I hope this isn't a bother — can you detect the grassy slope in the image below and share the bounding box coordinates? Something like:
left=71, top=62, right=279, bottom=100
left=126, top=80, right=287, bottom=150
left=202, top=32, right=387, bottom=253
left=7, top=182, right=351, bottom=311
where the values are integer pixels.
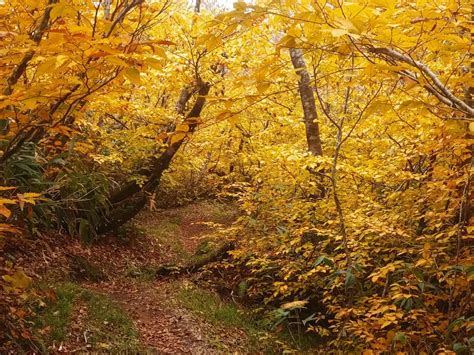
left=32, top=282, right=141, bottom=353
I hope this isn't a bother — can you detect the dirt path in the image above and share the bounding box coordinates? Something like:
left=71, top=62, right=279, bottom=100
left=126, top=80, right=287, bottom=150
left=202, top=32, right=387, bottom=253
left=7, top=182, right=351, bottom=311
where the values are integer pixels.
left=86, top=280, right=209, bottom=353
left=83, top=201, right=251, bottom=353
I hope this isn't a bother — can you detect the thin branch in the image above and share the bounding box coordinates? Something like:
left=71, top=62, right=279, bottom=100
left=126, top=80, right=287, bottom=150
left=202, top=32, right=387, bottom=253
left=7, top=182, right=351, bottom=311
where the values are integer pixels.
left=104, top=0, right=144, bottom=38
left=3, top=0, right=58, bottom=95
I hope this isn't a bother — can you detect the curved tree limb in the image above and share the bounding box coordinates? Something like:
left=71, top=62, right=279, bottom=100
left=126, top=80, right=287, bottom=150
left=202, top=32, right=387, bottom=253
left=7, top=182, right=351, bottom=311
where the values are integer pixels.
left=366, top=46, right=474, bottom=118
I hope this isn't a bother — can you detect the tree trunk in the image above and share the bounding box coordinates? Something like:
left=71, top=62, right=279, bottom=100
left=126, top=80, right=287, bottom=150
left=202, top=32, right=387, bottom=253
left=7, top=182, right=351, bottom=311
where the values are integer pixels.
left=103, top=0, right=112, bottom=20
left=194, top=0, right=201, bottom=13
left=154, top=242, right=235, bottom=276
left=96, top=81, right=211, bottom=234
left=465, top=6, right=473, bottom=222
left=289, top=48, right=323, bottom=156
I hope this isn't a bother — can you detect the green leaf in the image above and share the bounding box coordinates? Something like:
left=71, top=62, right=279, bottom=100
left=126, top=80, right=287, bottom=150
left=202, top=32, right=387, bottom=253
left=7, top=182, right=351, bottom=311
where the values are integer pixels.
left=344, top=269, right=355, bottom=289
left=392, top=332, right=407, bottom=345
left=301, top=313, right=316, bottom=325
left=313, top=255, right=334, bottom=268
left=453, top=342, right=468, bottom=354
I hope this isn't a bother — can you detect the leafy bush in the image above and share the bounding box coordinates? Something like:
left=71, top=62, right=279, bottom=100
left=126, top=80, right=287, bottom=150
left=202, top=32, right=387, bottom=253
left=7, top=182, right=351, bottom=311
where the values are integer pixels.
left=214, top=131, right=473, bottom=352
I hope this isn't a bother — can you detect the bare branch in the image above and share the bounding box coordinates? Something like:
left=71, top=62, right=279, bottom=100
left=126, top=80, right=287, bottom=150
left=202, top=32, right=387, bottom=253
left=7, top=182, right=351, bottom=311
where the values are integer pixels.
left=105, top=0, right=144, bottom=38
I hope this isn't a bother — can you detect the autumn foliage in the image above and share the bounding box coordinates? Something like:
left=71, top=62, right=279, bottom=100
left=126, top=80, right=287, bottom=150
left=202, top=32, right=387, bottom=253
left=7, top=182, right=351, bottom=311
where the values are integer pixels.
left=0, top=0, right=472, bottom=352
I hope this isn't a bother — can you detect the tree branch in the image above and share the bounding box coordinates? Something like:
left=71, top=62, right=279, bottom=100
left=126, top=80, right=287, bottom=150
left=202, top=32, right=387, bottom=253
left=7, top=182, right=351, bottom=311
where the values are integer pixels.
left=366, top=46, right=474, bottom=117
left=3, top=0, right=58, bottom=95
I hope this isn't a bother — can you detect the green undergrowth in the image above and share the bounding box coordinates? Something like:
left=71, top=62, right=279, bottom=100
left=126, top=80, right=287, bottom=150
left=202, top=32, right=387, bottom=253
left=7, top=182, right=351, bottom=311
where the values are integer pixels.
left=136, top=200, right=237, bottom=263
left=31, top=282, right=141, bottom=353
left=139, top=215, right=187, bottom=262
left=175, top=282, right=265, bottom=349
left=123, top=240, right=227, bottom=282
left=177, top=284, right=255, bottom=329
left=123, top=264, right=160, bottom=281
left=175, top=282, right=322, bottom=353
left=191, top=200, right=238, bottom=224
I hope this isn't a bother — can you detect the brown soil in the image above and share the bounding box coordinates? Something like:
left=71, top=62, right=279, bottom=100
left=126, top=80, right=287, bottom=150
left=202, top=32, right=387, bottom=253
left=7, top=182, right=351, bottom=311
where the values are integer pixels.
left=85, top=279, right=250, bottom=354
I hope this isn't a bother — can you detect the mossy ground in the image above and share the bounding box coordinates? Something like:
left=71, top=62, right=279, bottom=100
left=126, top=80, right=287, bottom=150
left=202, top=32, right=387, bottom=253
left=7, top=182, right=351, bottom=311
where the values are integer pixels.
left=32, top=282, right=142, bottom=353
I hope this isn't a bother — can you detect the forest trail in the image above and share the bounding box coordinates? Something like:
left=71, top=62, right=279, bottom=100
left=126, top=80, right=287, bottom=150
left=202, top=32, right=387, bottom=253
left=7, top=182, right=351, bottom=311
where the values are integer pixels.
left=89, top=281, right=214, bottom=353
left=81, top=201, right=250, bottom=353
left=21, top=201, right=257, bottom=353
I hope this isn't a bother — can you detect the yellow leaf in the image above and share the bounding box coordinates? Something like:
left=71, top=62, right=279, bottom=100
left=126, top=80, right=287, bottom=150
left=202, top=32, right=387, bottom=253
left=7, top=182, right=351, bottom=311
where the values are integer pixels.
left=154, top=46, right=167, bottom=59
left=17, top=193, right=38, bottom=205
left=233, top=1, right=247, bottom=10
left=124, top=68, right=142, bottom=85
left=278, top=35, right=296, bottom=48
left=195, top=34, right=210, bottom=46
left=145, top=57, right=164, bottom=70
left=36, top=57, right=58, bottom=76
left=22, top=98, right=40, bottom=110
left=256, top=82, right=270, bottom=93
left=334, top=17, right=360, bottom=34
left=175, top=124, right=190, bottom=132
left=223, top=23, right=238, bottom=36
left=170, top=132, right=187, bottom=144
left=336, top=44, right=352, bottom=54
left=22, top=193, right=42, bottom=199
left=330, top=28, right=349, bottom=37
left=3, top=270, right=32, bottom=289
left=281, top=300, right=308, bottom=310
left=216, top=111, right=233, bottom=121
left=205, top=35, right=222, bottom=52
left=0, top=223, right=21, bottom=234
left=104, top=56, right=129, bottom=67
left=50, top=3, right=75, bottom=20
left=184, top=117, right=202, bottom=124
left=0, top=187, right=16, bottom=191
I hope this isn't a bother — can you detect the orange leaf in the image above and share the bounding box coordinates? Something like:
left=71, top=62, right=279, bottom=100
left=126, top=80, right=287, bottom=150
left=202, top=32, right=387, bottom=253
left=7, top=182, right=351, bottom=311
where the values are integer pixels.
left=0, top=205, right=11, bottom=218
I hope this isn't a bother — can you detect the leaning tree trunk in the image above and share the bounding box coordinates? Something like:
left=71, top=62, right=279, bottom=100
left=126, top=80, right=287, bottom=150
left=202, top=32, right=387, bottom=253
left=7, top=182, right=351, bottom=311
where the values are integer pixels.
left=96, top=81, right=211, bottom=234
left=289, top=48, right=323, bottom=156
left=96, top=0, right=209, bottom=234
left=154, top=241, right=235, bottom=276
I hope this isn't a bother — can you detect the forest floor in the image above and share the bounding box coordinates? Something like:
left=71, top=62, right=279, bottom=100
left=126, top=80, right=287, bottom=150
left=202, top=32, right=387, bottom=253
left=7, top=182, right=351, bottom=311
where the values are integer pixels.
left=17, top=201, right=272, bottom=353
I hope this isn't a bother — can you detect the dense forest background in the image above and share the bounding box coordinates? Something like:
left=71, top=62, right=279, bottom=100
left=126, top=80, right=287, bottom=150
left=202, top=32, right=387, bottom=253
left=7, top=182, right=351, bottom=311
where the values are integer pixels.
left=0, top=0, right=472, bottom=353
